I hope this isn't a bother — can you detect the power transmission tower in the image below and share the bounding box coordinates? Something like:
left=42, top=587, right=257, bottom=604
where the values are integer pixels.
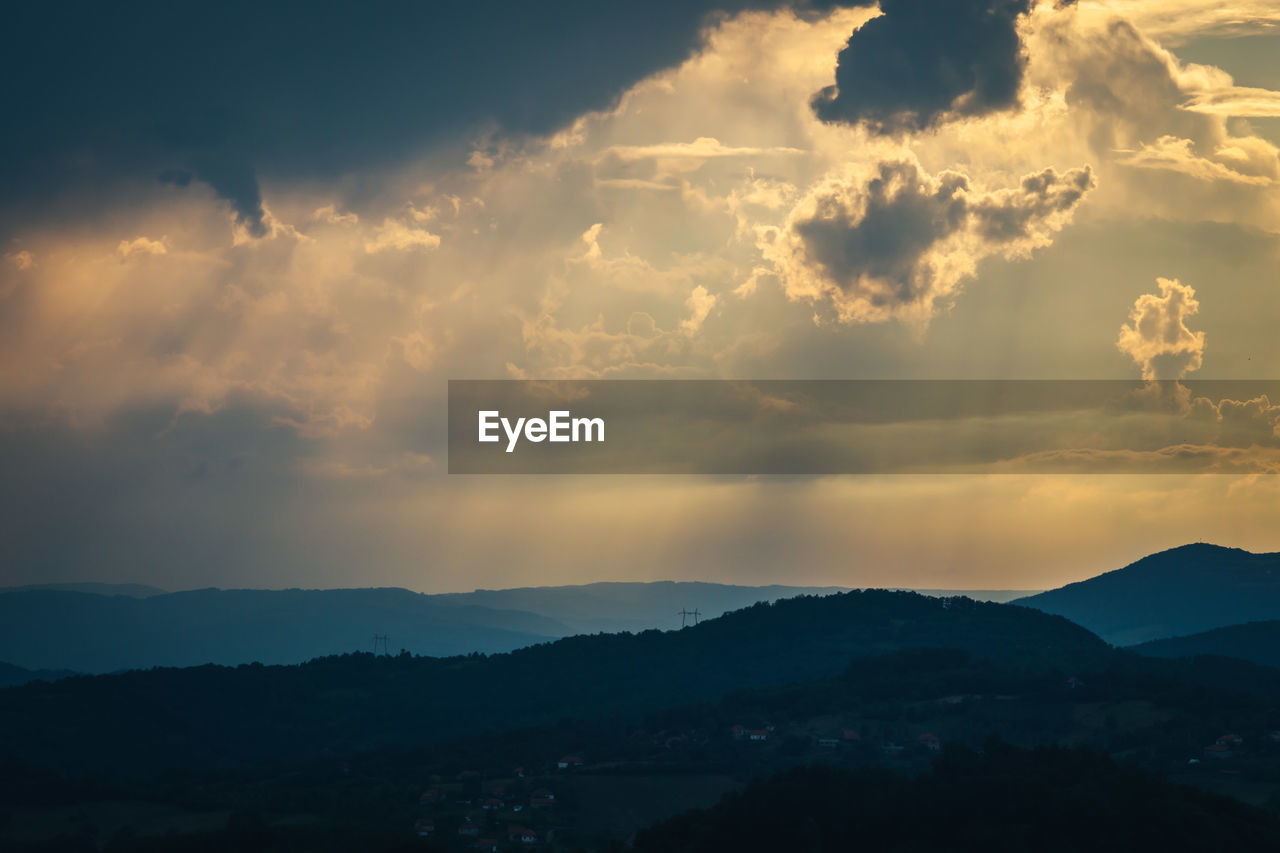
left=372, top=634, right=390, bottom=655
left=677, top=608, right=702, bottom=628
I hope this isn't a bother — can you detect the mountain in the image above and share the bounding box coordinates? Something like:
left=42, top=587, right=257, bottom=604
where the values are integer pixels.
left=432, top=583, right=1040, bottom=635
left=1133, top=620, right=1280, bottom=670
left=0, top=588, right=569, bottom=672
left=0, top=590, right=1109, bottom=777
left=1, top=581, right=167, bottom=598
left=429, top=582, right=853, bottom=635
left=0, top=661, right=75, bottom=688
left=1014, top=543, right=1280, bottom=645
left=0, top=582, right=1040, bottom=673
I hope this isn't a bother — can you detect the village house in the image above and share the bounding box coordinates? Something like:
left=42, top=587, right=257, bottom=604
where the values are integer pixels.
left=731, top=724, right=748, bottom=740
left=1203, top=744, right=1233, bottom=759
left=530, top=787, right=556, bottom=807
left=473, top=839, right=500, bottom=852
left=1217, top=733, right=1244, bottom=746
left=413, top=819, right=434, bottom=838
left=482, top=797, right=503, bottom=810
left=557, top=755, right=584, bottom=769
left=458, top=822, right=481, bottom=838
left=419, top=788, right=440, bottom=804
left=817, top=737, right=840, bottom=748
left=918, top=733, right=941, bottom=752
left=842, top=729, right=861, bottom=741
left=508, top=825, right=539, bottom=844
left=749, top=729, right=769, bottom=742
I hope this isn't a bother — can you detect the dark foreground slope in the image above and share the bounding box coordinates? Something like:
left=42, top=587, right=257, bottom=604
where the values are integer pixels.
left=634, top=743, right=1280, bottom=853
left=12, top=641, right=1280, bottom=850
left=0, top=591, right=1107, bottom=776
left=1134, top=621, right=1280, bottom=670
left=1016, top=544, right=1280, bottom=645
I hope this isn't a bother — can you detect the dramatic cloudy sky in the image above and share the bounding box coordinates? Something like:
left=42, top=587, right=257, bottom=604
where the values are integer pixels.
left=3, top=0, right=1280, bottom=592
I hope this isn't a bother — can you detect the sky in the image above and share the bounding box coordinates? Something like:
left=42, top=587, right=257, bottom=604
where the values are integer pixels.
left=3, top=0, right=1280, bottom=593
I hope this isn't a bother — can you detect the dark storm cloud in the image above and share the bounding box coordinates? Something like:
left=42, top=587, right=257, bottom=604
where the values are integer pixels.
left=811, top=0, right=1035, bottom=134
left=0, top=0, right=833, bottom=237
left=795, top=162, right=970, bottom=305
left=787, top=160, right=1092, bottom=312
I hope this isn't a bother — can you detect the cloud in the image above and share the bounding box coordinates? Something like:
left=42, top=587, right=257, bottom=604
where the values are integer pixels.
left=363, top=219, right=442, bottom=253
left=313, top=204, right=359, bottom=225
left=1181, top=85, right=1280, bottom=117
left=999, top=443, right=1280, bottom=474
left=681, top=285, right=717, bottom=334
left=0, top=0, right=820, bottom=239
left=1083, top=0, right=1280, bottom=45
left=763, top=158, right=1092, bottom=324
left=188, top=155, right=270, bottom=239
left=811, top=0, right=1034, bottom=134
left=4, top=250, right=34, bottom=270
left=1117, top=277, right=1205, bottom=379
left=1116, top=136, right=1277, bottom=185
left=1216, top=395, right=1280, bottom=447
left=117, top=236, right=167, bottom=258
left=599, top=137, right=805, bottom=162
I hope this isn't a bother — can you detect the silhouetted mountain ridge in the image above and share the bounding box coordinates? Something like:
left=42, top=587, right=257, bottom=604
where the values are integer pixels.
left=0, top=581, right=1040, bottom=672
left=1015, top=543, right=1280, bottom=645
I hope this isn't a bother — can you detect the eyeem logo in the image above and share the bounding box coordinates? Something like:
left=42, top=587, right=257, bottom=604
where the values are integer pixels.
left=478, top=410, right=605, bottom=453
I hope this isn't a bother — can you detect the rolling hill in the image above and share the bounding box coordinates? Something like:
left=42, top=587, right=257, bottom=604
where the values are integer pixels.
left=431, top=582, right=1037, bottom=635
left=1133, top=620, right=1280, bottom=670
left=1014, top=543, right=1280, bottom=645
left=429, top=581, right=851, bottom=635
left=0, top=590, right=1109, bottom=776
left=0, top=582, right=1037, bottom=673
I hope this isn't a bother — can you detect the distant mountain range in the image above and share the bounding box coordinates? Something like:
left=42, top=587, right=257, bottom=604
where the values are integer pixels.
left=0, top=588, right=567, bottom=673
left=1015, top=543, right=1280, bottom=645
left=0, top=661, right=75, bottom=689
left=430, top=582, right=850, bottom=636
left=21, top=538, right=1280, bottom=673
left=0, top=582, right=1038, bottom=673
left=2, top=582, right=167, bottom=598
